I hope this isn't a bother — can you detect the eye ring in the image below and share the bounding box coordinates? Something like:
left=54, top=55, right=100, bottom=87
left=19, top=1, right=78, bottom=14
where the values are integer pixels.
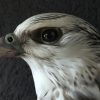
left=5, top=34, right=14, bottom=44
left=30, top=27, right=62, bottom=45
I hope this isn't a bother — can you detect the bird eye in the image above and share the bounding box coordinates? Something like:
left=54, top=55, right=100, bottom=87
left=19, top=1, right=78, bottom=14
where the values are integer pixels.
left=41, top=29, right=58, bottom=42
left=5, top=34, right=14, bottom=44
left=30, top=28, right=62, bottom=44
left=40, top=28, right=62, bottom=44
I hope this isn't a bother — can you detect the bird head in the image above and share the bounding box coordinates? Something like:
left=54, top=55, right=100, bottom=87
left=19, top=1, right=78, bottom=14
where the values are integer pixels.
left=0, top=13, right=100, bottom=99
left=0, top=13, right=99, bottom=60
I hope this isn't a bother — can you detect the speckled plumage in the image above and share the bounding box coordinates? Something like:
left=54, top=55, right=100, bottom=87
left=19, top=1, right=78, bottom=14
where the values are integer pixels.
left=1, top=13, right=100, bottom=100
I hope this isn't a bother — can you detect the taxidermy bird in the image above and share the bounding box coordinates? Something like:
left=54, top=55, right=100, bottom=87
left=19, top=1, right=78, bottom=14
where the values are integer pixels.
left=0, top=13, right=100, bottom=100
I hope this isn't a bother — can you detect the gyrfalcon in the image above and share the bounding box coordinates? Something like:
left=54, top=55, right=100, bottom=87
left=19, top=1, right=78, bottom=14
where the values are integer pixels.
left=0, top=13, right=100, bottom=100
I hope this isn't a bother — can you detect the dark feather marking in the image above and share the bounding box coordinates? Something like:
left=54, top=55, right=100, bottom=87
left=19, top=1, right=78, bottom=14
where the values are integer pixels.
left=51, top=72, right=59, bottom=82
left=50, top=79, right=55, bottom=85
left=75, top=25, right=100, bottom=41
left=48, top=72, right=61, bottom=86
left=43, top=91, right=48, bottom=97
left=81, top=74, right=84, bottom=79
left=85, top=70, right=88, bottom=74
left=72, top=91, right=96, bottom=100
left=87, top=65, right=97, bottom=70
left=95, top=79, right=100, bottom=90
left=90, top=70, right=95, bottom=76
left=87, top=24, right=98, bottom=34
left=32, top=14, right=66, bottom=24
left=95, top=74, right=100, bottom=90
left=88, top=75, right=92, bottom=81
left=87, top=66, right=97, bottom=76
left=52, top=87, right=56, bottom=91
left=74, top=81, right=77, bottom=86
left=84, top=81, right=89, bottom=86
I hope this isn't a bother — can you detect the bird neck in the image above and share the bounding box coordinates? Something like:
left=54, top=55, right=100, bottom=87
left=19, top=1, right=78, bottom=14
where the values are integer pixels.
left=21, top=55, right=97, bottom=98
left=22, top=56, right=55, bottom=98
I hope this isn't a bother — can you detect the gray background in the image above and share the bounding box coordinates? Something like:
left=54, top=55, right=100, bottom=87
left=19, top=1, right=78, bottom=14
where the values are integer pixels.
left=0, top=0, right=100, bottom=100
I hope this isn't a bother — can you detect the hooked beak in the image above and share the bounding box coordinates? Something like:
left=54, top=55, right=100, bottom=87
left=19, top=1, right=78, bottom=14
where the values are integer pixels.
left=0, top=34, right=24, bottom=57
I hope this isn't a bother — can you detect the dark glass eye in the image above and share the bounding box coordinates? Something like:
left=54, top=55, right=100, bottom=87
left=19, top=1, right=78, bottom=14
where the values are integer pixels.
left=41, top=28, right=62, bottom=44
left=30, top=28, right=62, bottom=44
left=5, top=34, right=14, bottom=44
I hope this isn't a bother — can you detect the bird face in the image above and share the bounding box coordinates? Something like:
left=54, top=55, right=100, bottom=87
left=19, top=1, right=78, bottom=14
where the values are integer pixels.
left=0, top=13, right=98, bottom=59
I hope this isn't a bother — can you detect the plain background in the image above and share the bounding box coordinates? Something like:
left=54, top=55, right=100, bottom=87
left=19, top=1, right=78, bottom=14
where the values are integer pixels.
left=0, top=0, right=100, bottom=100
